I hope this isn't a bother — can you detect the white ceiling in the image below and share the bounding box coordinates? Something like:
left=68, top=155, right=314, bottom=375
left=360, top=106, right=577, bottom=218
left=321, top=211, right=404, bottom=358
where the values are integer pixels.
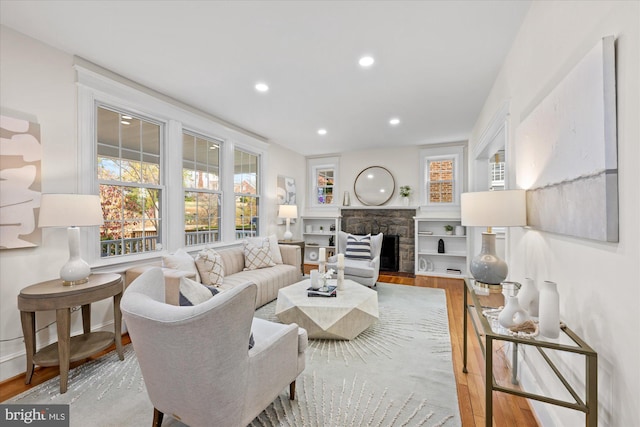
left=0, top=1, right=530, bottom=156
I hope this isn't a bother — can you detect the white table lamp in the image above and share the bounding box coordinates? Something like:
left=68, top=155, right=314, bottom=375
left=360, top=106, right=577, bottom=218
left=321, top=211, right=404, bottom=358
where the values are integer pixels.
left=461, top=190, right=526, bottom=286
left=278, top=204, right=298, bottom=241
left=38, top=194, right=104, bottom=285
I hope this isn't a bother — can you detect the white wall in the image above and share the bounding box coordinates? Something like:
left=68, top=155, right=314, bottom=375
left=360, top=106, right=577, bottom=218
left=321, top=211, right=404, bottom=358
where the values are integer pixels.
left=0, top=26, right=307, bottom=382
left=468, top=2, right=639, bottom=426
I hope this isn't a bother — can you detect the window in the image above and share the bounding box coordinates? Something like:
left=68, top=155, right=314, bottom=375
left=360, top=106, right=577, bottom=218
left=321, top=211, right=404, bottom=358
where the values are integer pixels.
left=316, top=168, right=334, bottom=204
left=307, top=156, right=340, bottom=208
left=234, top=148, right=259, bottom=239
left=427, top=158, right=454, bottom=203
left=97, top=106, right=163, bottom=257
left=183, top=131, right=221, bottom=246
left=420, top=145, right=464, bottom=208
left=77, top=60, right=267, bottom=264
left=489, top=149, right=505, bottom=191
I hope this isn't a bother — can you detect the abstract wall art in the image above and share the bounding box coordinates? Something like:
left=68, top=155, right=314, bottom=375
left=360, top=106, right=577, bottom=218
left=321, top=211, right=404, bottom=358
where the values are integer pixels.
left=515, top=36, right=618, bottom=242
left=0, top=115, right=42, bottom=249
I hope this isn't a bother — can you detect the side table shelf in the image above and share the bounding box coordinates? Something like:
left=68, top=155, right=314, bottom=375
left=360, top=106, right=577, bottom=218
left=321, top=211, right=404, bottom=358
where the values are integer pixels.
left=462, top=278, right=598, bottom=427
left=18, top=273, right=125, bottom=394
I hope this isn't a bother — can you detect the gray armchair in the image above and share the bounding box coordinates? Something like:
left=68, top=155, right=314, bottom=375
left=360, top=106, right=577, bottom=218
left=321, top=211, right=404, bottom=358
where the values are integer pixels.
left=328, top=231, right=383, bottom=287
left=121, top=268, right=307, bottom=427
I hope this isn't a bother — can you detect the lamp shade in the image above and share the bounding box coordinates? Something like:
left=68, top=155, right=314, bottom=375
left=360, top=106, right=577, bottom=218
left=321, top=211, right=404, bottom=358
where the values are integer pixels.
left=39, top=194, right=104, bottom=227
left=461, top=190, right=526, bottom=227
left=277, top=204, right=298, bottom=219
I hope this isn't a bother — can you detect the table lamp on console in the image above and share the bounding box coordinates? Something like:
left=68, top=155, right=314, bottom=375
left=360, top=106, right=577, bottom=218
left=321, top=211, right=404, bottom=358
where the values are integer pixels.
left=38, top=194, right=104, bottom=285
left=461, top=190, right=526, bottom=290
left=278, top=204, right=298, bottom=241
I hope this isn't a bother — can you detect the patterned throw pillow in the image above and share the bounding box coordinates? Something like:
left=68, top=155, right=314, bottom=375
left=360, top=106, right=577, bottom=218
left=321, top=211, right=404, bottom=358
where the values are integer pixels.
left=345, top=234, right=372, bottom=260
left=243, top=240, right=275, bottom=270
left=195, top=248, right=225, bottom=287
left=178, top=276, right=220, bottom=306
left=245, top=235, right=283, bottom=264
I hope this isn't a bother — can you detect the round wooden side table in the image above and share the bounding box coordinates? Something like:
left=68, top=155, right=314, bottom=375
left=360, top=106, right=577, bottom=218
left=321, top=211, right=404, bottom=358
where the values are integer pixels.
left=17, top=273, right=125, bottom=394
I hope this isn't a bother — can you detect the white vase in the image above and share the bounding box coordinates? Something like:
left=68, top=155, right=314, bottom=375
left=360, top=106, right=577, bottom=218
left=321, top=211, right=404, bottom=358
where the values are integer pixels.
left=455, top=225, right=465, bottom=236
left=402, top=197, right=409, bottom=206
left=539, top=281, right=560, bottom=338
left=518, top=277, right=539, bottom=317
left=498, top=296, right=529, bottom=328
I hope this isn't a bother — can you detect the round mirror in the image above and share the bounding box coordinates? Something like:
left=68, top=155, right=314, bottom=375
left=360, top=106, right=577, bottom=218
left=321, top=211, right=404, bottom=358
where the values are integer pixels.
left=354, top=166, right=395, bottom=206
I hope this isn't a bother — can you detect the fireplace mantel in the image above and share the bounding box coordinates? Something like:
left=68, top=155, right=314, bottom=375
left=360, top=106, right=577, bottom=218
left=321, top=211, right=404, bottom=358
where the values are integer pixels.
left=340, top=206, right=417, bottom=210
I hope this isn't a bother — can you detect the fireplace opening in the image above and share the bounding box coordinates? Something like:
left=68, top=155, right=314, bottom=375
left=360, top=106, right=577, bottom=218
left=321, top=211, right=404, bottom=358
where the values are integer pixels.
left=380, top=234, right=399, bottom=272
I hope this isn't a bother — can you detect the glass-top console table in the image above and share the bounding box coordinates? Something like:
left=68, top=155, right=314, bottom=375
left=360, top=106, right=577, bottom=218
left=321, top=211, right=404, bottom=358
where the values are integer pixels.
left=462, top=278, right=597, bottom=427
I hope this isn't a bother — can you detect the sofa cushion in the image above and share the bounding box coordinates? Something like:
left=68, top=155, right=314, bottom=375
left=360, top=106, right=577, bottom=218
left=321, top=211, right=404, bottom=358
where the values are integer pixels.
left=345, top=234, right=372, bottom=260
left=246, top=235, right=283, bottom=264
left=244, top=240, right=275, bottom=270
left=179, top=276, right=220, bottom=306
left=195, top=248, right=225, bottom=286
left=163, top=248, right=200, bottom=282
left=224, top=264, right=299, bottom=308
left=342, top=259, right=376, bottom=278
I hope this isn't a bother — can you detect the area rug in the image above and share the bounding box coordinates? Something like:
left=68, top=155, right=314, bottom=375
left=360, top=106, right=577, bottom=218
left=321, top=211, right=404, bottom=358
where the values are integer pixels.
left=7, top=283, right=461, bottom=427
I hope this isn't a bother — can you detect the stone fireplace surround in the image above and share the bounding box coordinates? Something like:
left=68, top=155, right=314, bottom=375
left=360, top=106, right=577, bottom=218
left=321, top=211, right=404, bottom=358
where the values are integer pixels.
left=340, top=208, right=415, bottom=274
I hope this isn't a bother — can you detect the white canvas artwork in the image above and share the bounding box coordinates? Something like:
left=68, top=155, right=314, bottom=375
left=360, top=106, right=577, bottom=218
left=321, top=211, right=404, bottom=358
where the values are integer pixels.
left=515, top=36, right=618, bottom=242
left=0, top=115, right=43, bottom=249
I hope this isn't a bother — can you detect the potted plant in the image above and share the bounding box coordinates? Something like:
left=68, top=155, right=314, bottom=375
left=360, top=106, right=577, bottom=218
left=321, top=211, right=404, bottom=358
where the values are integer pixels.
left=444, top=224, right=454, bottom=235
left=399, top=185, right=411, bottom=206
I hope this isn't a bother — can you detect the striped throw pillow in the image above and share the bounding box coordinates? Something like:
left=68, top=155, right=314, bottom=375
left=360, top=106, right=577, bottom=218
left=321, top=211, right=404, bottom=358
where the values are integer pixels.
left=345, top=234, right=372, bottom=260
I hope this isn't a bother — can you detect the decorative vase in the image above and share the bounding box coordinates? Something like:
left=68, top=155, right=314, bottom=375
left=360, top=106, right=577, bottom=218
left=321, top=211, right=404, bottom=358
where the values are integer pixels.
left=343, top=191, right=350, bottom=206
left=437, top=239, right=445, bottom=253
left=539, top=281, right=560, bottom=338
left=310, top=270, right=320, bottom=290
left=498, top=296, right=529, bottom=328
left=455, top=225, right=465, bottom=236
left=518, top=277, right=539, bottom=317
left=402, top=197, right=409, bottom=206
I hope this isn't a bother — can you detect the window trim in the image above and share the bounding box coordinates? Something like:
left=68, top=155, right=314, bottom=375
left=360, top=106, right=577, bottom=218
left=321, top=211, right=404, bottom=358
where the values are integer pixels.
left=307, top=156, right=340, bottom=208
left=76, top=61, right=268, bottom=267
left=419, top=145, right=465, bottom=210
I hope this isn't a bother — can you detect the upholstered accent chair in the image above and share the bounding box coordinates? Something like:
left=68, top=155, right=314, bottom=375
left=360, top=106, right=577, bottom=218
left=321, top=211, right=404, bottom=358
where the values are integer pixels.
left=328, top=231, right=384, bottom=287
left=121, top=268, right=307, bottom=427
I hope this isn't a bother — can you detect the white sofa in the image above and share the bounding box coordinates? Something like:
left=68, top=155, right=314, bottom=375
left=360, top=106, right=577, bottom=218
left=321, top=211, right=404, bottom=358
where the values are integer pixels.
left=125, top=243, right=302, bottom=308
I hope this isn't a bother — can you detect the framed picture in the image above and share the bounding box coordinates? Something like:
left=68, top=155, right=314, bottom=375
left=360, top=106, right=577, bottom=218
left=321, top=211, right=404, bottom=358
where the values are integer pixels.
left=277, top=175, right=296, bottom=205
left=0, top=115, right=42, bottom=249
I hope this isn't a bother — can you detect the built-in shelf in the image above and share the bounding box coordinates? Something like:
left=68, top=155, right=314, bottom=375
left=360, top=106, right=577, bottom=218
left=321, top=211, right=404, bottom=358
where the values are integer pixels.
left=301, top=216, right=341, bottom=264
left=415, top=217, right=467, bottom=278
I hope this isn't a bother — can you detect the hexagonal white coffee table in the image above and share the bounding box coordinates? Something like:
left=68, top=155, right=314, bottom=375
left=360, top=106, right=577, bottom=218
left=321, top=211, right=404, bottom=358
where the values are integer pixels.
left=275, top=278, right=379, bottom=340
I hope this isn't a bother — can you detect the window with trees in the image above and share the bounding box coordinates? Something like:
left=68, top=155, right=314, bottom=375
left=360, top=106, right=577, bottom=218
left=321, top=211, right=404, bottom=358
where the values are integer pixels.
left=183, top=131, right=221, bottom=246
left=97, top=106, right=163, bottom=257
left=234, top=148, right=260, bottom=239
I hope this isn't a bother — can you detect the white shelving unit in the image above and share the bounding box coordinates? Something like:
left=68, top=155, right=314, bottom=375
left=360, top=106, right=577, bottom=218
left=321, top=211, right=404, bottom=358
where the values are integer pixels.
left=415, top=218, right=467, bottom=278
left=301, top=216, right=341, bottom=265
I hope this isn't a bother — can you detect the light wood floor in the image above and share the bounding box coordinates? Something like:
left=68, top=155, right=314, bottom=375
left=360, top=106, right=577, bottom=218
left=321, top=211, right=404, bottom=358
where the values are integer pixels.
left=1, top=272, right=540, bottom=427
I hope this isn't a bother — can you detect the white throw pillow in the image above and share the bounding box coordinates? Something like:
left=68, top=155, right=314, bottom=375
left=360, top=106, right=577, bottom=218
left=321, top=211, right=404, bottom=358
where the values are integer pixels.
left=163, top=248, right=200, bottom=282
left=246, top=235, right=283, bottom=264
left=244, top=240, right=275, bottom=270
left=195, top=248, right=225, bottom=287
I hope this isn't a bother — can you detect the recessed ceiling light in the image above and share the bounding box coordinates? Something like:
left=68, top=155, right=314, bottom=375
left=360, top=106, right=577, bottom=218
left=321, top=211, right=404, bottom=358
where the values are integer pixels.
left=317, top=129, right=327, bottom=135
left=389, top=118, right=400, bottom=126
left=120, top=120, right=130, bottom=125
left=121, top=115, right=133, bottom=120
left=359, top=56, right=375, bottom=68
left=255, top=82, right=269, bottom=92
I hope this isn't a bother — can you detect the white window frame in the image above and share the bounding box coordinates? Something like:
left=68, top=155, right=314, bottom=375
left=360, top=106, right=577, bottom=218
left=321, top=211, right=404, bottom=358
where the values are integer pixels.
left=419, top=145, right=464, bottom=210
left=76, top=60, right=267, bottom=267
left=307, top=156, right=340, bottom=209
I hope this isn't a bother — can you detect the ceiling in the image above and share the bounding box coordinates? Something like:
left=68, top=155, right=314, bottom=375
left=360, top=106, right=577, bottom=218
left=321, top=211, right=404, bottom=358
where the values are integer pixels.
left=0, top=1, right=531, bottom=156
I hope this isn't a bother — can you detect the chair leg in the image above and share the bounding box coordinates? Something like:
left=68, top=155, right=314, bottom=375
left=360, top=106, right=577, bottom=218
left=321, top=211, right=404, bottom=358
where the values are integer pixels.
left=152, top=408, right=164, bottom=427
left=289, top=380, right=296, bottom=400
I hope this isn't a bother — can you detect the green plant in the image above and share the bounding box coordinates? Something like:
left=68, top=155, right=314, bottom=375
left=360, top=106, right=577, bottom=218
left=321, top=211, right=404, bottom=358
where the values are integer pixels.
left=399, top=185, right=411, bottom=198
left=444, top=224, right=454, bottom=232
